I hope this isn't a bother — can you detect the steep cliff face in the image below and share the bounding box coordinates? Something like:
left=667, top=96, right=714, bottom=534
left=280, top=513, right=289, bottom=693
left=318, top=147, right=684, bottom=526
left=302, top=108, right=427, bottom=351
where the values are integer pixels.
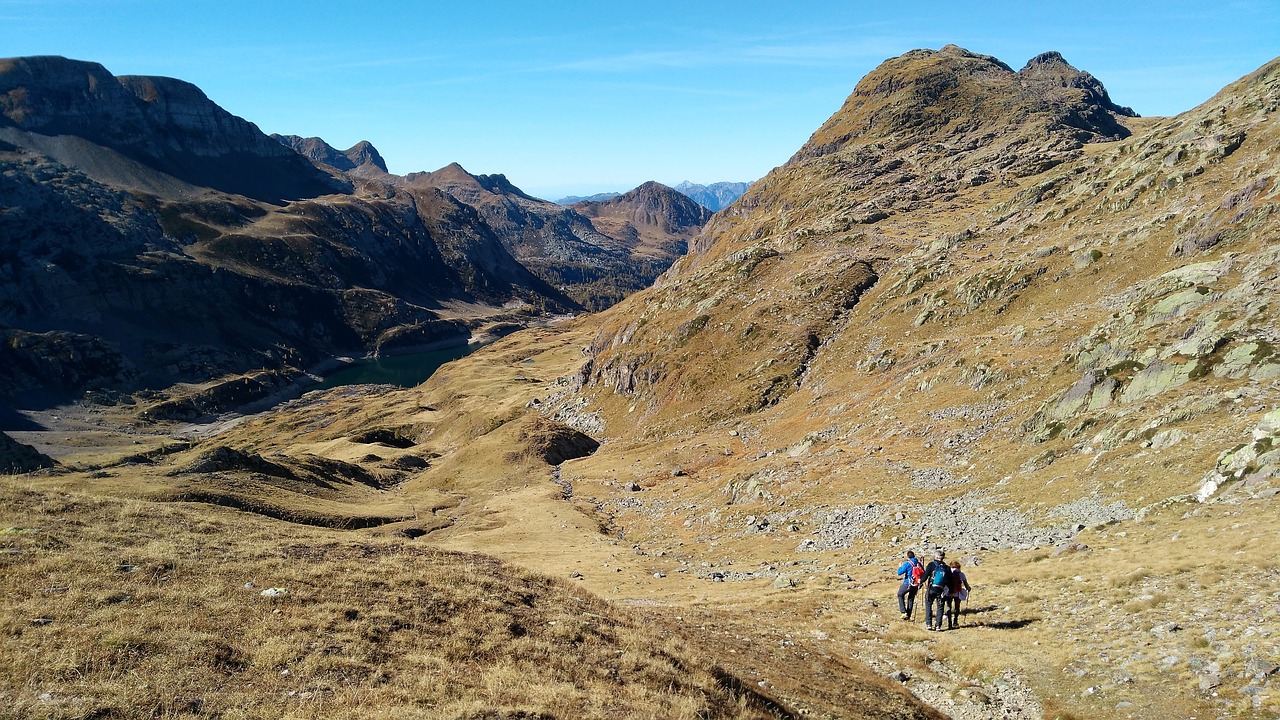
left=0, top=56, right=344, bottom=202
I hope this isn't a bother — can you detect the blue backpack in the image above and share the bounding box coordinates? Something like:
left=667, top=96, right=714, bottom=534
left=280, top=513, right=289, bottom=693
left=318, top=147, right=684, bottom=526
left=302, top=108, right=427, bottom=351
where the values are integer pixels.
left=931, top=563, right=951, bottom=588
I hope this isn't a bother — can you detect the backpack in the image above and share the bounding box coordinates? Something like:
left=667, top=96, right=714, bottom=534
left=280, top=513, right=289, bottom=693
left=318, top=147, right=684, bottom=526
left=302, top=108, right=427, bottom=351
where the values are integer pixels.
left=931, top=563, right=951, bottom=589
left=909, top=561, right=924, bottom=588
left=948, top=570, right=963, bottom=594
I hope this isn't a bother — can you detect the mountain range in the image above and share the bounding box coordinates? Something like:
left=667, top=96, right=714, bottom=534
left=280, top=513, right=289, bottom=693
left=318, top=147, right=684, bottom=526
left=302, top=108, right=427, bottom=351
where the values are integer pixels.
left=0, top=56, right=708, bottom=414
left=559, top=181, right=752, bottom=212
left=672, top=180, right=753, bottom=211
left=4, top=44, right=1280, bottom=719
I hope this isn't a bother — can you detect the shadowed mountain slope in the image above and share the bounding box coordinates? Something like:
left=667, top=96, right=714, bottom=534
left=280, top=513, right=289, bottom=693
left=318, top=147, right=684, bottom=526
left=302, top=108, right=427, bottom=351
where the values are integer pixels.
left=0, top=56, right=708, bottom=414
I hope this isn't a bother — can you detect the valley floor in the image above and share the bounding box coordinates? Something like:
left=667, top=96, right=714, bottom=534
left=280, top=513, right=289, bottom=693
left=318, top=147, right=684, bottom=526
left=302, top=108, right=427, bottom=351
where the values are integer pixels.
left=6, top=406, right=1278, bottom=718
left=5, top=324, right=1279, bottom=718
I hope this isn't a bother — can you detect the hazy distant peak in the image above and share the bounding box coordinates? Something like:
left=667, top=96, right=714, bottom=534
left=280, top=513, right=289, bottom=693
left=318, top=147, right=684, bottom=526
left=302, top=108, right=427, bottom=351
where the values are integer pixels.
left=555, top=191, right=621, bottom=205
left=673, top=180, right=752, bottom=211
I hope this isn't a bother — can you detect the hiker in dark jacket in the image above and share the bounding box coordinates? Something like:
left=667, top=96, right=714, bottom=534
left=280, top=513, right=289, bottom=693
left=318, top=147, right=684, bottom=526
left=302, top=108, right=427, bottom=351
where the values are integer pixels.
left=922, top=550, right=951, bottom=631
left=895, top=550, right=924, bottom=620
left=946, top=559, right=972, bottom=629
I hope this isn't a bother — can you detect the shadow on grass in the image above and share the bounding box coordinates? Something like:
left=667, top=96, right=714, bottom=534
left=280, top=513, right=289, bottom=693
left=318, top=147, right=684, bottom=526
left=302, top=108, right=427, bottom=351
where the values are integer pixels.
left=955, top=604, right=1038, bottom=630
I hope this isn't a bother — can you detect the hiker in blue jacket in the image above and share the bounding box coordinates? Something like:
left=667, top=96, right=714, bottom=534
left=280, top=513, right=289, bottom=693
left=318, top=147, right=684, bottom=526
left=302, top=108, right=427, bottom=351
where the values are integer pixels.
left=895, top=550, right=924, bottom=620
left=922, top=549, right=951, bottom=631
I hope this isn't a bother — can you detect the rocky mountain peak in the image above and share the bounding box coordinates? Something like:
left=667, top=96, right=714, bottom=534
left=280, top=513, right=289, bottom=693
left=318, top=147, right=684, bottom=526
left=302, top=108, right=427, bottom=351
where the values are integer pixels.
left=345, top=140, right=387, bottom=172
left=272, top=134, right=389, bottom=175
left=575, top=180, right=711, bottom=233
left=795, top=45, right=1134, bottom=164
left=473, top=171, right=537, bottom=201
left=1017, top=49, right=1138, bottom=128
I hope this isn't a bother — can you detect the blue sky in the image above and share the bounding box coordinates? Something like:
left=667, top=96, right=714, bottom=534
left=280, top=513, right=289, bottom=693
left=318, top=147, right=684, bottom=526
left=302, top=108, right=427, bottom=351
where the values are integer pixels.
left=2, top=1, right=1277, bottom=199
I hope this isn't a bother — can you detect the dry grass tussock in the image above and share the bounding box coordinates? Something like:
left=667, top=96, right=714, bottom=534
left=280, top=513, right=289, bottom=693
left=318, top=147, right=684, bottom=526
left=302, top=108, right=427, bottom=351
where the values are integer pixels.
left=0, top=482, right=857, bottom=720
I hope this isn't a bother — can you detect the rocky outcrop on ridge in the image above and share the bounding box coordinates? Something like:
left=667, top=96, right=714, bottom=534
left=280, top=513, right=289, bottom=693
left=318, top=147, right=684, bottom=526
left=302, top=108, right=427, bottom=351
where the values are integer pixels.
left=1017, top=50, right=1137, bottom=140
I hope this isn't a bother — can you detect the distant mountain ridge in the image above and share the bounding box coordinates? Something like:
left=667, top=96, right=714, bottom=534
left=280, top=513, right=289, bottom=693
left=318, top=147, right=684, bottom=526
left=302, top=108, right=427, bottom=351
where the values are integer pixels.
left=673, top=180, right=752, bottom=211
left=412, top=166, right=702, bottom=309
left=555, top=191, right=621, bottom=205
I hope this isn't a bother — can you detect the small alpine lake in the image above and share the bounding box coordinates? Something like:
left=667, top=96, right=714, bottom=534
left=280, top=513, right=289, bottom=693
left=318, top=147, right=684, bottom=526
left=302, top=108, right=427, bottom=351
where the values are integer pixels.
left=314, top=344, right=483, bottom=390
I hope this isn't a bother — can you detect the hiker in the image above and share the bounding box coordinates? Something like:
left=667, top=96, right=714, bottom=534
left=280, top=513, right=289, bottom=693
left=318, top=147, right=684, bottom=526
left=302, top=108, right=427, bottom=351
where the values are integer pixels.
left=945, top=560, right=972, bottom=630
left=922, top=549, right=951, bottom=631
left=895, top=550, right=924, bottom=620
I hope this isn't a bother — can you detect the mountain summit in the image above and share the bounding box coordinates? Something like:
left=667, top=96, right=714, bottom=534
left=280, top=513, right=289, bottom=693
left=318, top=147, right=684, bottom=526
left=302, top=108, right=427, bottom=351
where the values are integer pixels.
left=272, top=134, right=389, bottom=177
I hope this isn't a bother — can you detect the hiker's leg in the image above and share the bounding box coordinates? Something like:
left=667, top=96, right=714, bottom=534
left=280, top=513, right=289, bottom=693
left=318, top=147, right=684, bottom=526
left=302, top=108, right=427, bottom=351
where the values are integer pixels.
left=906, top=587, right=917, bottom=619
left=928, top=589, right=943, bottom=628
left=897, top=583, right=909, bottom=614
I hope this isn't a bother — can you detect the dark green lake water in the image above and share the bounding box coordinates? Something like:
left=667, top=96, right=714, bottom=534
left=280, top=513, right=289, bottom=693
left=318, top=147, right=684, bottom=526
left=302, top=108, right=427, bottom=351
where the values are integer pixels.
left=315, top=345, right=481, bottom=390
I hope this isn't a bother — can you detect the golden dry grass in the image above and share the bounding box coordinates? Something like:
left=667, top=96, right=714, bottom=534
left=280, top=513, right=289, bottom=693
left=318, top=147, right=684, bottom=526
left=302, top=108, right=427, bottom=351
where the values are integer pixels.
left=0, top=479, right=942, bottom=720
